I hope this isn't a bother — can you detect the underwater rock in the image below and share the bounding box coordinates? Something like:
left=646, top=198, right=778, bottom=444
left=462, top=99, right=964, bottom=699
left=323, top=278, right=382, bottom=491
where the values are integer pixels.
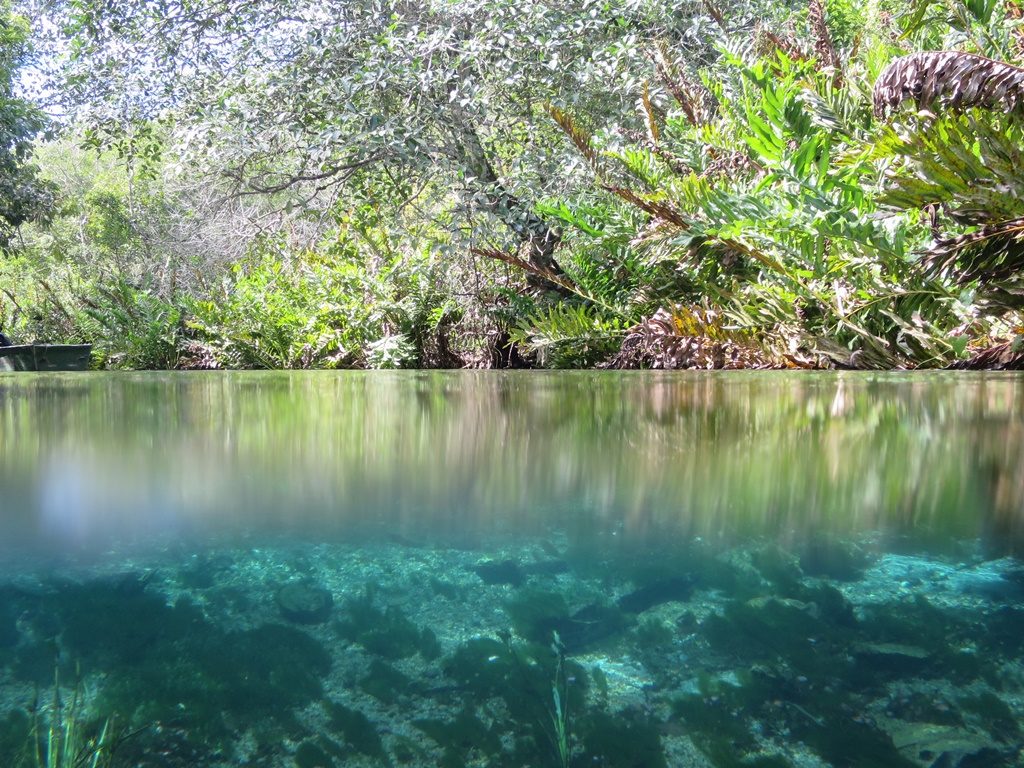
left=544, top=603, right=630, bottom=652
left=853, top=642, right=931, bottom=661
left=798, top=537, right=872, bottom=582
left=853, top=642, right=931, bottom=677
left=521, top=559, right=570, bottom=576
left=471, top=559, right=524, bottom=586
left=276, top=582, right=334, bottom=624
left=617, top=575, right=695, bottom=614
left=950, top=560, right=1024, bottom=601
left=887, top=721, right=1005, bottom=768
left=745, top=595, right=820, bottom=619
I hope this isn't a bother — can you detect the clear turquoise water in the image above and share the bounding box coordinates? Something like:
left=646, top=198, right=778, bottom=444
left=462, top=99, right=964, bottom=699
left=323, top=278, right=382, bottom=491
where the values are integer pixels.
left=0, top=371, right=1021, bottom=767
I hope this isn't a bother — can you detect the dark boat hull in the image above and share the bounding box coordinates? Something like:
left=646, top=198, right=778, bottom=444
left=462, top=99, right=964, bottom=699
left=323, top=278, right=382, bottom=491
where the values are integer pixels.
left=0, top=345, right=93, bottom=372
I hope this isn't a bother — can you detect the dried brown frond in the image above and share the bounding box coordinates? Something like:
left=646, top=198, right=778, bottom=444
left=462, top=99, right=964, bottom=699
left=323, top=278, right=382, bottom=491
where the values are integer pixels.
left=1007, top=1, right=1024, bottom=58
left=607, top=306, right=782, bottom=369
left=948, top=337, right=1024, bottom=369
left=755, top=24, right=809, bottom=62
left=653, top=41, right=709, bottom=126
left=639, top=81, right=660, bottom=146
left=652, top=145, right=693, bottom=176
left=601, top=185, right=688, bottom=228
left=619, top=124, right=693, bottom=174
left=471, top=247, right=578, bottom=293
left=873, top=51, right=1024, bottom=117
left=809, top=0, right=842, bottom=86
left=922, top=215, right=1024, bottom=283
left=701, top=148, right=759, bottom=180
left=177, top=339, right=221, bottom=370
left=702, top=0, right=727, bottom=32
left=545, top=103, right=602, bottom=172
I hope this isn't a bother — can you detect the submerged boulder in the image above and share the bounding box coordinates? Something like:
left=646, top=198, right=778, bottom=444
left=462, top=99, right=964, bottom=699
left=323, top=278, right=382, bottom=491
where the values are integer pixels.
left=276, top=582, right=334, bottom=624
left=471, top=559, right=525, bottom=587
left=617, top=575, right=695, bottom=614
left=887, top=721, right=1005, bottom=768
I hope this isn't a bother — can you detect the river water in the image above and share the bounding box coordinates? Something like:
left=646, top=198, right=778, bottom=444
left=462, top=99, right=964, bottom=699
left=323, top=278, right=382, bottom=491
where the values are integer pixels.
left=0, top=371, right=1021, bottom=767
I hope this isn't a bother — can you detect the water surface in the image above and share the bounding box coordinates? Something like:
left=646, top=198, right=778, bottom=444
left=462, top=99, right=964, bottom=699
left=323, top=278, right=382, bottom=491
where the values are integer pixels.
left=0, top=371, right=1021, bottom=767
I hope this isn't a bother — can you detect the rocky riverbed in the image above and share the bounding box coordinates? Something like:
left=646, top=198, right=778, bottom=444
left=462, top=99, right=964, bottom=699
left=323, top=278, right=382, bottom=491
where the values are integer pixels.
left=0, top=533, right=1021, bottom=768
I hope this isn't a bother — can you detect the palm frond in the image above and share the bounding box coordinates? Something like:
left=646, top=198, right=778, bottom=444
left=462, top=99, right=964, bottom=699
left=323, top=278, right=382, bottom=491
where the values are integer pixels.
left=948, top=337, right=1024, bottom=369
left=1007, top=0, right=1024, bottom=57
left=873, top=51, right=1024, bottom=117
left=512, top=303, right=628, bottom=368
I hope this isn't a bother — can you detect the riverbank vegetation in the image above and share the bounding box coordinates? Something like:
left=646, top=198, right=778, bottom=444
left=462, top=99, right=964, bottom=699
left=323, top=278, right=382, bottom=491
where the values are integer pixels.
left=3, top=0, right=1024, bottom=369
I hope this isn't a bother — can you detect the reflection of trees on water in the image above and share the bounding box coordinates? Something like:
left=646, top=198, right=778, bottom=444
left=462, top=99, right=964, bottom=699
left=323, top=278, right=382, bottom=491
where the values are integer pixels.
left=0, top=372, right=1021, bottom=554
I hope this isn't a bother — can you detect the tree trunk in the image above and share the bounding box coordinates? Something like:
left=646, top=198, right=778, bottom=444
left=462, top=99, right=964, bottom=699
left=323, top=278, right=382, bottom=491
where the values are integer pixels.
left=448, top=108, right=563, bottom=280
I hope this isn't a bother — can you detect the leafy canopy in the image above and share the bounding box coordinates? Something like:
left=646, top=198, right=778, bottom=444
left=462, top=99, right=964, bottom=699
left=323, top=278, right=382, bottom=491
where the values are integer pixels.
left=0, top=1, right=52, bottom=246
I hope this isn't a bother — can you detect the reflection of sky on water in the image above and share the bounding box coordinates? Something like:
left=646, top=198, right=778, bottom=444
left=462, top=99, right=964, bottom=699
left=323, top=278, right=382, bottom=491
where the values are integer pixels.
left=35, top=451, right=191, bottom=550
left=38, top=454, right=91, bottom=544
left=1, top=371, right=1022, bottom=558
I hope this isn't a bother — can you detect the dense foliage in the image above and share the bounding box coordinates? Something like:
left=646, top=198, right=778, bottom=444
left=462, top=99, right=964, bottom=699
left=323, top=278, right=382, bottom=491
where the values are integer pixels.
left=0, top=0, right=51, bottom=248
left=3, top=0, right=1024, bottom=368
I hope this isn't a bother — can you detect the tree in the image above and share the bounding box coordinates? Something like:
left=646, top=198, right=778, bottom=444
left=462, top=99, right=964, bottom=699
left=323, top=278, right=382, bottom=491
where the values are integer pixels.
left=0, top=0, right=51, bottom=247
left=50, top=0, right=778, bottom=274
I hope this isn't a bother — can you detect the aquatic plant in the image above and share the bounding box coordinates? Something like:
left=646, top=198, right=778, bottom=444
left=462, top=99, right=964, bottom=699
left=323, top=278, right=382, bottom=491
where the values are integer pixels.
left=24, top=671, right=126, bottom=768
left=548, top=632, right=571, bottom=768
left=501, top=630, right=577, bottom=768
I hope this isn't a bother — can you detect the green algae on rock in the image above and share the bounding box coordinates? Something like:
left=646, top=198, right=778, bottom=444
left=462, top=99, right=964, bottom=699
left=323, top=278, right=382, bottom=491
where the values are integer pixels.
left=336, top=586, right=441, bottom=660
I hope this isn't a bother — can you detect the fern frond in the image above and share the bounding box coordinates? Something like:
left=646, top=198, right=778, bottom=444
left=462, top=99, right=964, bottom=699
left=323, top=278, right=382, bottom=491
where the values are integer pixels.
left=876, top=113, right=1024, bottom=223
